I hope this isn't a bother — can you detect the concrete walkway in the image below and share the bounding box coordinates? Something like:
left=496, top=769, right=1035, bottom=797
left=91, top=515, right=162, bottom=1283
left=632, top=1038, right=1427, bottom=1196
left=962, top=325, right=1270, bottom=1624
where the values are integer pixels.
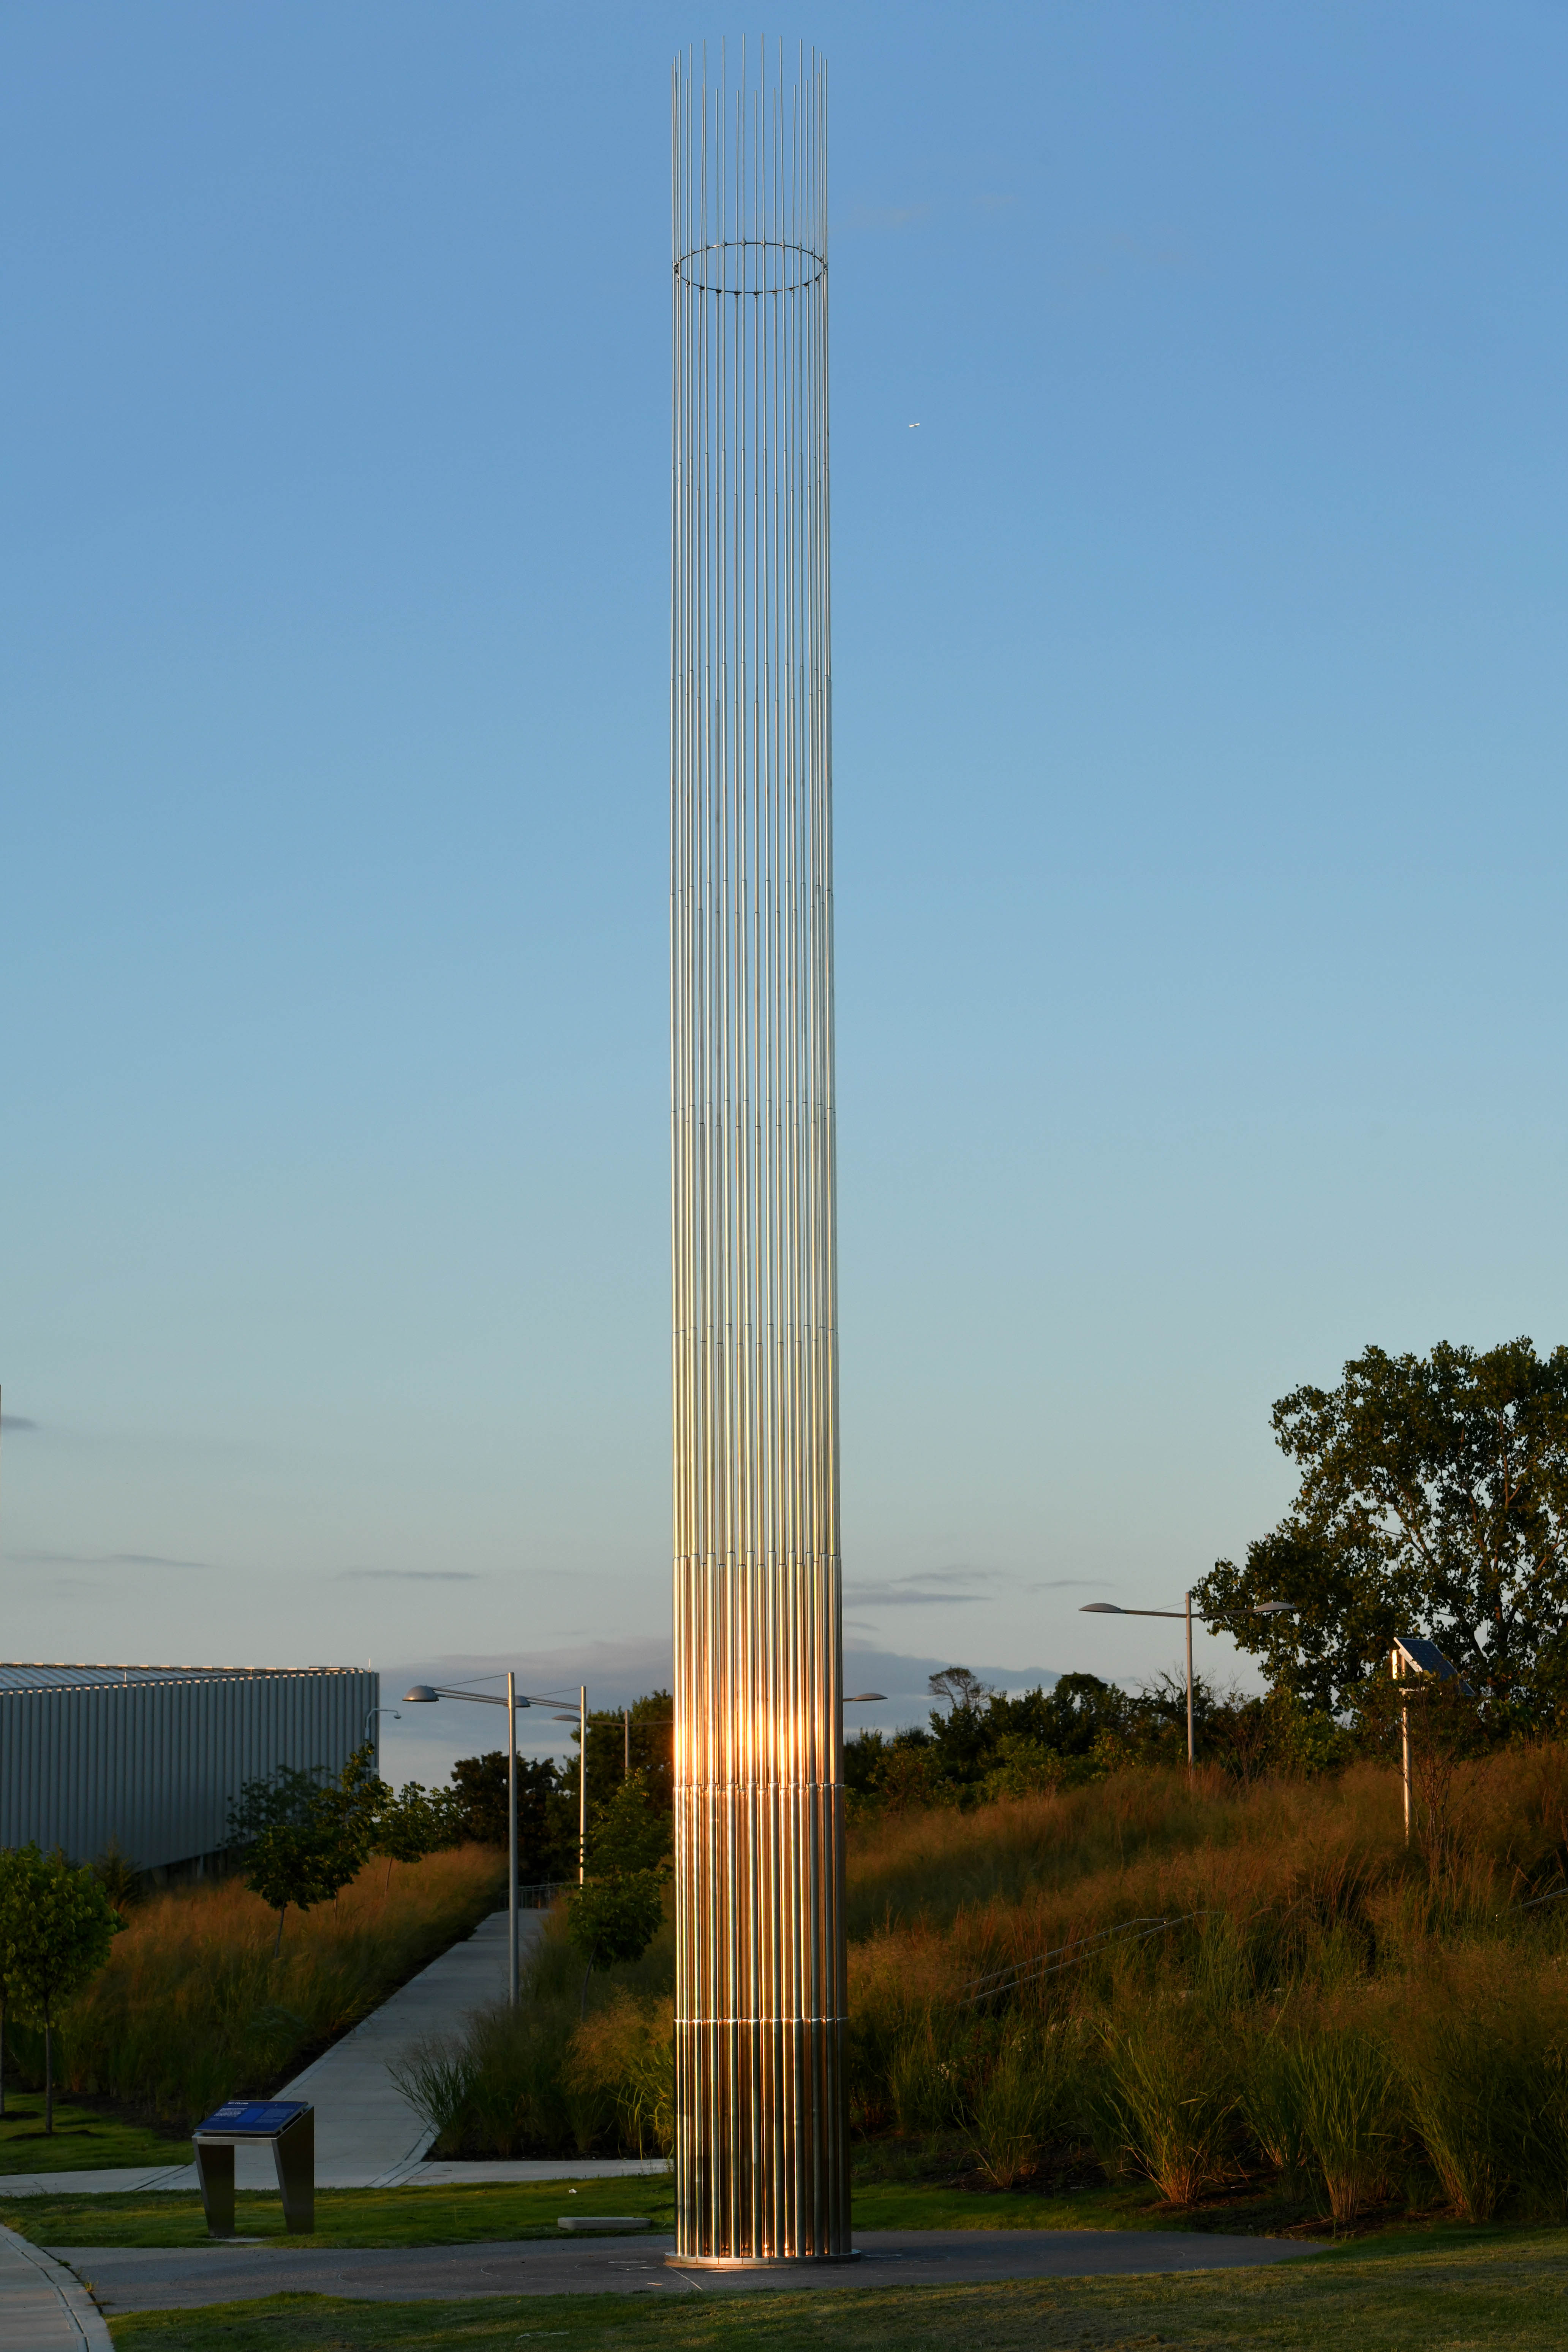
left=1, top=1908, right=556, bottom=2203
left=0, top=2223, right=112, bottom=2350
left=49, top=2229, right=1314, bottom=2312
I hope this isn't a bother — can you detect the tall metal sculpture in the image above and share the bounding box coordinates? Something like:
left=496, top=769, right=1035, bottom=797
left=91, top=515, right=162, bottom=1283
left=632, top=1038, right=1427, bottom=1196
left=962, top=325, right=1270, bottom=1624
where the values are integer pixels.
left=669, top=45, right=849, bottom=2266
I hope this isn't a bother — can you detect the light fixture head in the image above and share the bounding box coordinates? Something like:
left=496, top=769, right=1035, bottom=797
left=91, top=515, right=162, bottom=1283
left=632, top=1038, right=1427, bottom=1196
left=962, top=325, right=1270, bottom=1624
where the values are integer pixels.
left=403, top=1685, right=439, bottom=1703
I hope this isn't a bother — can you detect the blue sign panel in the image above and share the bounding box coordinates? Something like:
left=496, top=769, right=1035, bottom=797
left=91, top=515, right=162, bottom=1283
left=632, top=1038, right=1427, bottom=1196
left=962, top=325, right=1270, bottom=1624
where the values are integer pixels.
left=195, top=2100, right=311, bottom=2137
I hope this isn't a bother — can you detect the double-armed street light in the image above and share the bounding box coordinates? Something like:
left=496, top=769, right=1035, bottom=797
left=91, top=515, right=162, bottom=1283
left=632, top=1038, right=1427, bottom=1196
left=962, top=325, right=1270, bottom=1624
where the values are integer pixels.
left=403, top=1672, right=562, bottom=2004
left=1080, top=1596, right=1296, bottom=1768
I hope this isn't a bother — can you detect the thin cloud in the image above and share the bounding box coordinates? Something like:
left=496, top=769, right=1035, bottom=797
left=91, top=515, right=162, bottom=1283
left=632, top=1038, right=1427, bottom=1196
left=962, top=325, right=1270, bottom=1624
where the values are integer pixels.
left=338, top=1568, right=482, bottom=1584
left=843, top=1568, right=998, bottom=1609
left=8, top=1548, right=212, bottom=1570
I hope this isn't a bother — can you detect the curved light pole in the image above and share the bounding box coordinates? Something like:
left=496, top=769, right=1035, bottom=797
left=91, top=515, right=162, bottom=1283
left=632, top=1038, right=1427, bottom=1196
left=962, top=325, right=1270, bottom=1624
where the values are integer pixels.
left=403, top=1674, right=544, bottom=2003
left=1080, top=1600, right=1295, bottom=1768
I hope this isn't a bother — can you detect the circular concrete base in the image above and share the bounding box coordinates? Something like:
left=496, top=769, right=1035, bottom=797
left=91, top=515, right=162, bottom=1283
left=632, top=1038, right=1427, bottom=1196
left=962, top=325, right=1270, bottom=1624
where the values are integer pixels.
left=665, top=2249, right=861, bottom=2270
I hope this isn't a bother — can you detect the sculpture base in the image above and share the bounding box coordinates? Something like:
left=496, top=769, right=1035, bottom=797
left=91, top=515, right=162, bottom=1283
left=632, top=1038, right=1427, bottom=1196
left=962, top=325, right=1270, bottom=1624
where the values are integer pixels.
left=665, top=2251, right=861, bottom=2270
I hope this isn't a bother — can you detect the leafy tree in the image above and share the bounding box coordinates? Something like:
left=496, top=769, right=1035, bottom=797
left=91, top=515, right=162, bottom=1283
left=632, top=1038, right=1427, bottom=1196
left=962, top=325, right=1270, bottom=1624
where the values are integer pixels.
left=312, top=1742, right=392, bottom=1875
left=5, top=1845, right=123, bottom=2132
left=1196, top=1339, right=1568, bottom=1726
left=371, top=1784, right=451, bottom=1893
left=447, top=1752, right=573, bottom=1878
left=588, top=1770, right=673, bottom=1879
left=227, top=1762, right=329, bottom=1847
left=564, top=1771, right=672, bottom=2014
left=0, top=1844, right=49, bottom=2118
left=245, top=1821, right=357, bottom=1957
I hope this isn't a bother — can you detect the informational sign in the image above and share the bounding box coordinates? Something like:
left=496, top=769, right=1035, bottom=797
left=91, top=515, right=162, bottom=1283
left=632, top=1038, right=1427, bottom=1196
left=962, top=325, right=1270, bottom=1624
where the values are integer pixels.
left=193, top=2098, right=315, bottom=2236
left=195, top=2100, right=310, bottom=2138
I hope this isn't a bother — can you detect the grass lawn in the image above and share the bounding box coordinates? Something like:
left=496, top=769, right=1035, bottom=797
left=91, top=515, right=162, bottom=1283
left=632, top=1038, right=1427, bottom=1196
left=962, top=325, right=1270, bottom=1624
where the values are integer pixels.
left=0, top=2171, right=1427, bottom=2251
left=0, top=2176, right=680, bottom=2249
left=101, top=2230, right=1568, bottom=2350
left=0, top=2173, right=1241, bottom=2250
left=0, top=2092, right=191, bottom=2175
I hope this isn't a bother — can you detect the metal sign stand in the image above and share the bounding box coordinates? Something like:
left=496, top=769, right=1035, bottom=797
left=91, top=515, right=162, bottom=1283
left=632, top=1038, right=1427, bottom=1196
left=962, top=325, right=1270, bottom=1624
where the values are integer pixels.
left=193, top=2100, right=315, bottom=2236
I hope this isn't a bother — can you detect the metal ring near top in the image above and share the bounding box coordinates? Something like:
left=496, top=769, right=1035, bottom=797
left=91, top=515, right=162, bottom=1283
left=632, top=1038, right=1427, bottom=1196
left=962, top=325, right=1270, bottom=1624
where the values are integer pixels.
left=675, top=238, right=826, bottom=294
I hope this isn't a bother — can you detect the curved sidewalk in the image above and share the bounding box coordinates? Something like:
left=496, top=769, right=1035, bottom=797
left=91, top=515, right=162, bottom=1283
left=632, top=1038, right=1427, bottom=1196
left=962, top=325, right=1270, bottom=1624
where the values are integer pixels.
left=0, top=2223, right=112, bottom=2350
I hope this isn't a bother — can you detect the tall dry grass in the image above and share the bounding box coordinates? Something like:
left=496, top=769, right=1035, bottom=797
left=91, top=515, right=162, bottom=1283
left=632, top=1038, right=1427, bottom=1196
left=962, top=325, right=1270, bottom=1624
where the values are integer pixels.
left=25, top=1843, right=506, bottom=2126
left=842, top=1750, right=1568, bottom=2220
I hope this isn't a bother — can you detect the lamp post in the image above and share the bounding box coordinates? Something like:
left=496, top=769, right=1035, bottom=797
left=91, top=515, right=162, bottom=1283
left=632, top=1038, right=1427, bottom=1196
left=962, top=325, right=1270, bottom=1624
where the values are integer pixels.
left=1079, top=1600, right=1296, bottom=1768
left=403, top=1674, right=541, bottom=2003
left=550, top=1693, right=588, bottom=1884
left=1387, top=1636, right=1472, bottom=1843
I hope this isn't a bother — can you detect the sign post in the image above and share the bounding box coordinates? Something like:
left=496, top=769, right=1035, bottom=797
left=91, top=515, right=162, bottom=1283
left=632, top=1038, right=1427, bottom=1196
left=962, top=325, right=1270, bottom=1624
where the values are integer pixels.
left=193, top=2099, right=315, bottom=2235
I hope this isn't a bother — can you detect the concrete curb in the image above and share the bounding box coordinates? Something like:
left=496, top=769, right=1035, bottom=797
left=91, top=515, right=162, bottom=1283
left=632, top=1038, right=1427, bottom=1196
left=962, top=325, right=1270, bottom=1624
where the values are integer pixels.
left=0, top=2222, right=114, bottom=2350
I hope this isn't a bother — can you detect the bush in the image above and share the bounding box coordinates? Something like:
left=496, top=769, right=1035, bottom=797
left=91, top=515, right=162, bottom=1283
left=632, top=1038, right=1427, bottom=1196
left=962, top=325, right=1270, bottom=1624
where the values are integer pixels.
left=38, top=1843, right=504, bottom=2126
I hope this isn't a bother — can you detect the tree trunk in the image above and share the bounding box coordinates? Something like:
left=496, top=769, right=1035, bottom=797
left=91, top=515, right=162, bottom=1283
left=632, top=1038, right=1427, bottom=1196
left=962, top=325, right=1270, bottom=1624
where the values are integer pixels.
left=43, top=2004, right=53, bottom=2135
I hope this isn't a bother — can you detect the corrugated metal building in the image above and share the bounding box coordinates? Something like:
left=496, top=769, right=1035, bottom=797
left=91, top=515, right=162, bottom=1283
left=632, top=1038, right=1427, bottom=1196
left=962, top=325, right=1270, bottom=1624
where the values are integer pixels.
left=0, top=1663, right=378, bottom=1873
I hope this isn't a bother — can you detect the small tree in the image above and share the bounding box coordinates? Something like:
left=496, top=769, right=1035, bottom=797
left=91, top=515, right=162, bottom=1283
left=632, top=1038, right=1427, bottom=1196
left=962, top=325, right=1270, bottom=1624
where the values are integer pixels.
left=565, top=1876, right=667, bottom=2017
left=6, top=1846, right=123, bottom=2132
left=565, top=1772, right=672, bottom=2015
left=371, top=1783, right=446, bottom=1895
left=245, top=1822, right=357, bottom=1957
left=0, top=1844, right=51, bottom=2119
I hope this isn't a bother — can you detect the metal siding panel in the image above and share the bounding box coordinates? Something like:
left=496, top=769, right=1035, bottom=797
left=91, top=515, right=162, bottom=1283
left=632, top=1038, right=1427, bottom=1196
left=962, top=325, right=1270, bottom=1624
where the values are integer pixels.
left=0, top=1669, right=380, bottom=1869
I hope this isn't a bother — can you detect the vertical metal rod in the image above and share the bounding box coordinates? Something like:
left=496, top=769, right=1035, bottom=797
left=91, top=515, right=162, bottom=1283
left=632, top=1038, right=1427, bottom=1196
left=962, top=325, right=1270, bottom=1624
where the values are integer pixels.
left=671, top=47, right=846, bottom=2268
left=506, top=1670, right=518, bottom=2006
left=579, top=1684, right=587, bottom=1883
left=1185, top=1592, right=1195, bottom=1770
left=1396, top=1647, right=1412, bottom=1842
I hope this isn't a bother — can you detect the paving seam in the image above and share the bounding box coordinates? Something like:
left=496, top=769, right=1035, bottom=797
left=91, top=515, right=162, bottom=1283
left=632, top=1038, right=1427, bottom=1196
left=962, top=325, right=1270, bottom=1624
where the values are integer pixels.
left=0, top=2221, right=114, bottom=2350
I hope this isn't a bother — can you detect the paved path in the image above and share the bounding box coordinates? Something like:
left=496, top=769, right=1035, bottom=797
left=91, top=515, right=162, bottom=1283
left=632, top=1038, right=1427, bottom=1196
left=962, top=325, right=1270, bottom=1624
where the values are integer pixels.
left=0, top=2223, right=112, bottom=2350
left=52, top=2229, right=1312, bottom=2311
left=0, top=1909, right=545, bottom=2205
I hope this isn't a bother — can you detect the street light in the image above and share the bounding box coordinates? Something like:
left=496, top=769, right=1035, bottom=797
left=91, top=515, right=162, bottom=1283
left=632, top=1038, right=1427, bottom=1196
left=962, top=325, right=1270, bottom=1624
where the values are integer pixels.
left=1388, top=1636, right=1472, bottom=1843
left=402, top=1674, right=539, bottom=2003
left=548, top=1689, right=588, bottom=1883
left=1080, top=1598, right=1297, bottom=1769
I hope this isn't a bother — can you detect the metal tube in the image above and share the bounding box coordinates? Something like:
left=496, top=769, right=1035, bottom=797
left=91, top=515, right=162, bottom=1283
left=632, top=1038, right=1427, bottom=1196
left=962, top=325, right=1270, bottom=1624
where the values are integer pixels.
left=671, top=44, right=848, bottom=2267
left=507, top=1671, right=518, bottom=2006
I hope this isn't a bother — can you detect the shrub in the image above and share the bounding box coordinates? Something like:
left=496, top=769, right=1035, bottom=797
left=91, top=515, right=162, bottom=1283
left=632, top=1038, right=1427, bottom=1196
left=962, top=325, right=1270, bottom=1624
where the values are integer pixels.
left=1098, top=2004, right=1236, bottom=2207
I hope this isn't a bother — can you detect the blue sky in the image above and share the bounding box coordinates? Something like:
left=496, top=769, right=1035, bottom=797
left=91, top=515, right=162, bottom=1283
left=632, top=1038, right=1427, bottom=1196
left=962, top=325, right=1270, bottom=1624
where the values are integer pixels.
left=3, top=2, right=1565, bottom=1787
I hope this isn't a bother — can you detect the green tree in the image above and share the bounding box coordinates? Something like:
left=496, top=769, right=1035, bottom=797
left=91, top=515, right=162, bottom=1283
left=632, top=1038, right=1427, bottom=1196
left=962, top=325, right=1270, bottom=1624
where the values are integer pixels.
left=311, top=1742, right=391, bottom=1877
left=0, top=1844, right=50, bottom=2118
left=1197, top=1339, right=1568, bottom=1726
left=245, top=1821, right=357, bottom=1956
left=6, top=1846, right=123, bottom=2132
left=564, top=1876, right=667, bottom=2015
left=447, top=1752, right=573, bottom=1878
left=370, top=1783, right=448, bottom=1894
left=564, top=1770, right=671, bottom=2014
